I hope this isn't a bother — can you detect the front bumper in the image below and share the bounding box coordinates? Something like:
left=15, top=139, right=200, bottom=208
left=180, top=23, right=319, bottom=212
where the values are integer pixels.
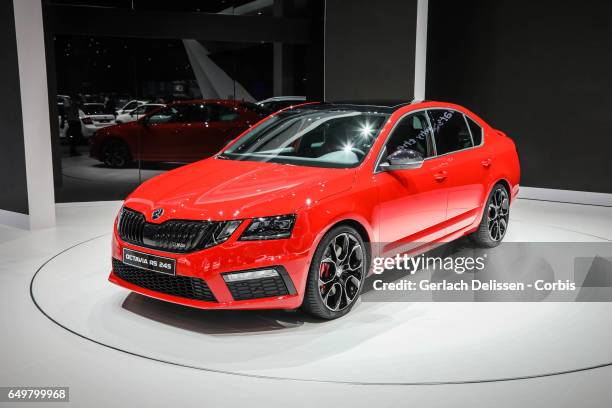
left=108, top=229, right=311, bottom=310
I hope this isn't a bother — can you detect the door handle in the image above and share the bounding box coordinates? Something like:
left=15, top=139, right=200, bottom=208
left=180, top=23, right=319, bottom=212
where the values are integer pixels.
left=481, top=158, right=492, bottom=168
left=434, top=170, right=448, bottom=182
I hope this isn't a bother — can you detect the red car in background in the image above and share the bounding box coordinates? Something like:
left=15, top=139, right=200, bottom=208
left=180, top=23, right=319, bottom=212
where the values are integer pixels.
left=90, top=99, right=267, bottom=167
left=109, top=100, right=521, bottom=319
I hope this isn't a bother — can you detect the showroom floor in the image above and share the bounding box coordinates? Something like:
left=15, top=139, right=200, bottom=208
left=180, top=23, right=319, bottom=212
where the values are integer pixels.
left=55, top=144, right=183, bottom=203
left=1, top=199, right=611, bottom=407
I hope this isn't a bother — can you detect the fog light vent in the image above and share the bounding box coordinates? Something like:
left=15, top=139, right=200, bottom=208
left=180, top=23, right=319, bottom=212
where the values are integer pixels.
left=223, top=269, right=290, bottom=300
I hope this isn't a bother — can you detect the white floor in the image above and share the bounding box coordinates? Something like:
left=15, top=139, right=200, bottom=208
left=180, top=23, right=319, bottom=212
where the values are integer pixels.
left=1, top=199, right=612, bottom=407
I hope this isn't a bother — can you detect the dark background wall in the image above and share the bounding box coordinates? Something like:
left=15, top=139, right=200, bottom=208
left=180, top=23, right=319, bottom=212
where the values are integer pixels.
left=427, top=0, right=612, bottom=193
left=0, top=1, right=29, bottom=214
left=325, top=0, right=418, bottom=101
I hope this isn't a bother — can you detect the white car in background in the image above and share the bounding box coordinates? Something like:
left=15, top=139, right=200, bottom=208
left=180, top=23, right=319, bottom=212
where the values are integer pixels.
left=80, top=103, right=116, bottom=138
left=115, top=103, right=164, bottom=124
left=256, top=96, right=306, bottom=112
left=116, top=99, right=148, bottom=116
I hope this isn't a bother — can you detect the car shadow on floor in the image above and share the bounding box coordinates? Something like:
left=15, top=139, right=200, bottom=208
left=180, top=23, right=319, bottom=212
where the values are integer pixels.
left=121, top=293, right=322, bottom=335
left=121, top=237, right=481, bottom=335
left=361, top=236, right=481, bottom=296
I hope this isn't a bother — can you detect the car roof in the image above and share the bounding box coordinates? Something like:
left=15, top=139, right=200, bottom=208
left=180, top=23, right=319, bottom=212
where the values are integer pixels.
left=294, top=99, right=418, bottom=114
left=258, top=96, right=306, bottom=103
left=168, top=99, right=245, bottom=106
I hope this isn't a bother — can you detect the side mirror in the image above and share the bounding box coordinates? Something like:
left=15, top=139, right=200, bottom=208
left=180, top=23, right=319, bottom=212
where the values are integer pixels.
left=379, top=148, right=424, bottom=171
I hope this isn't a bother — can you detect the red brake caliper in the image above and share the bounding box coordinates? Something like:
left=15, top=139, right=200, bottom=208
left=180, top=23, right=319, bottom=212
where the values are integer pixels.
left=320, top=263, right=331, bottom=292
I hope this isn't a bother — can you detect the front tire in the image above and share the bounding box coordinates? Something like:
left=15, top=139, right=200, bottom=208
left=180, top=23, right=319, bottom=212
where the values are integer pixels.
left=470, top=183, right=510, bottom=247
left=102, top=139, right=132, bottom=168
left=302, top=226, right=368, bottom=319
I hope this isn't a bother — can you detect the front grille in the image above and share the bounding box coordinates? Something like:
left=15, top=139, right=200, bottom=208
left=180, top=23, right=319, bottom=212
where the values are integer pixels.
left=226, top=275, right=289, bottom=301
left=117, top=207, right=229, bottom=253
left=112, top=258, right=217, bottom=302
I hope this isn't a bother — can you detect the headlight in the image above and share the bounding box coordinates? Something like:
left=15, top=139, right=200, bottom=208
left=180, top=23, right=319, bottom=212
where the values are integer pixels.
left=239, top=214, right=296, bottom=241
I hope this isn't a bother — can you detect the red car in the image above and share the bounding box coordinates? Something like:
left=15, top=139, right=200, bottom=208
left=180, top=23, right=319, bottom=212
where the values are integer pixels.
left=90, top=99, right=267, bottom=167
left=109, top=100, right=520, bottom=319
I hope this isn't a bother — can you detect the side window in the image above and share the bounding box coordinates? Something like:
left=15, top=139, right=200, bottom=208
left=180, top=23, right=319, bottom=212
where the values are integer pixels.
left=132, top=105, right=147, bottom=115
left=147, top=105, right=192, bottom=124
left=465, top=115, right=483, bottom=145
left=125, top=101, right=139, bottom=111
left=147, top=106, right=179, bottom=124
left=180, top=104, right=210, bottom=123
left=381, top=112, right=434, bottom=163
left=210, top=105, right=240, bottom=122
left=428, top=109, right=473, bottom=155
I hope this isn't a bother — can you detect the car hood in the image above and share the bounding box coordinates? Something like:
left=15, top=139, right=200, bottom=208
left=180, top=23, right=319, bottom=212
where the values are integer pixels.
left=124, top=158, right=356, bottom=222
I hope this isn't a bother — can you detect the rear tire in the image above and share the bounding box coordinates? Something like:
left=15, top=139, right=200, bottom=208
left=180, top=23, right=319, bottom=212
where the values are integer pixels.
left=470, top=183, right=510, bottom=247
left=302, top=225, right=368, bottom=320
left=102, top=139, right=132, bottom=168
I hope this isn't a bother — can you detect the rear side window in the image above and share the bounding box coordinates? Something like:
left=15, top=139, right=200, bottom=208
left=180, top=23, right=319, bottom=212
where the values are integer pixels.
left=124, top=101, right=140, bottom=111
left=181, top=104, right=210, bottom=122
left=465, top=115, right=483, bottom=145
left=132, top=105, right=148, bottom=115
left=210, top=105, right=240, bottom=122
left=428, top=109, right=473, bottom=155
left=147, top=105, right=188, bottom=124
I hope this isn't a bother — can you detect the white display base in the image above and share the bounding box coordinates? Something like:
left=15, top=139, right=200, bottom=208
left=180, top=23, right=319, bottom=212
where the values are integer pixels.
left=30, top=219, right=612, bottom=384
left=519, top=187, right=612, bottom=207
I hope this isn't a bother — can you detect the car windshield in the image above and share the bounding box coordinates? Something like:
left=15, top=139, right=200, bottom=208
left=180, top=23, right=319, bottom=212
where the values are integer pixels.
left=219, top=107, right=389, bottom=168
left=81, top=104, right=107, bottom=115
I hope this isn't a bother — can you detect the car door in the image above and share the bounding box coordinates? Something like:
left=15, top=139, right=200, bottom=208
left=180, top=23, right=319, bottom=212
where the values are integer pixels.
left=139, top=105, right=189, bottom=161
left=179, top=104, right=252, bottom=161
left=427, top=109, right=488, bottom=233
left=206, top=104, right=252, bottom=151
left=375, top=111, right=449, bottom=254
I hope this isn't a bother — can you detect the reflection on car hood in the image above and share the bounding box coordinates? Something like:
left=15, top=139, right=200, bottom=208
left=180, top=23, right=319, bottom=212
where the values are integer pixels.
left=124, top=158, right=356, bottom=221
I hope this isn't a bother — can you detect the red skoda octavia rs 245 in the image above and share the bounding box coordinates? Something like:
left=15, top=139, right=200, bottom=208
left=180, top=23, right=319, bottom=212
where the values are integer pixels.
left=109, top=100, right=520, bottom=319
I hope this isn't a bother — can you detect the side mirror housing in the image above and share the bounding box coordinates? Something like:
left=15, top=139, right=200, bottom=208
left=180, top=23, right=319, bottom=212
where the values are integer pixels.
left=379, top=148, right=424, bottom=171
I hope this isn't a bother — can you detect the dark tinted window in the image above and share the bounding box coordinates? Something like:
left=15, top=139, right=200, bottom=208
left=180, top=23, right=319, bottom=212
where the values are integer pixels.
left=428, top=109, right=473, bottom=155
left=81, top=104, right=106, bottom=115
left=382, top=112, right=433, bottom=162
left=210, top=105, right=240, bottom=122
left=124, top=101, right=140, bottom=111
left=132, top=105, right=149, bottom=115
left=181, top=104, right=210, bottom=122
left=147, top=105, right=188, bottom=124
left=465, top=115, right=483, bottom=145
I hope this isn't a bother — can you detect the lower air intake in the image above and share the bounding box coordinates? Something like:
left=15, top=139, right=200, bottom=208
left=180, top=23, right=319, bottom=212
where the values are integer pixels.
left=112, top=258, right=216, bottom=302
